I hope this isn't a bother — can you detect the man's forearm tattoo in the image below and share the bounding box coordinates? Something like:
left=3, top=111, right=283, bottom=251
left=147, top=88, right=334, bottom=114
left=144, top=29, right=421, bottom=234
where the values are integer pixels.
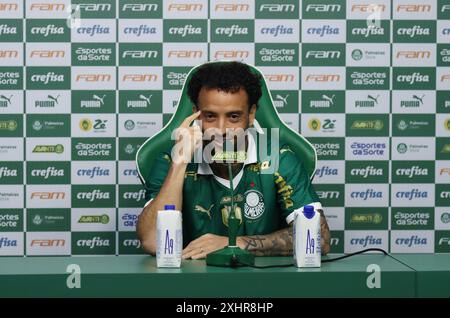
left=242, top=225, right=293, bottom=256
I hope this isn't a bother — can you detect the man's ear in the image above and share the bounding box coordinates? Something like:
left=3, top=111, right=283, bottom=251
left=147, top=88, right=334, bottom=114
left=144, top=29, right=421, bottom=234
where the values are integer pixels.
left=248, top=104, right=257, bottom=126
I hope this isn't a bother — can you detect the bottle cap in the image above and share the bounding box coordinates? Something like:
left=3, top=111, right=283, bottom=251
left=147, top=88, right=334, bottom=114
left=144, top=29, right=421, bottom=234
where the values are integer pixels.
left=164, top=205, right=176, bottom=210
left=303, top=205, right=315, bottom=219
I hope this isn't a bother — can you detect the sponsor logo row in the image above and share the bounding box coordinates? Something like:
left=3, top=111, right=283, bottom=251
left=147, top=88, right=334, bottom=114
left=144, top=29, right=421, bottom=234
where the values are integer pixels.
left=2, top=43, right=450, bottom=68
left=1, top=137, right=449, bottom=161
left=2, top=67, right=450, bottom=91
left=1, top=1, right=450, bottom=21
left=2, top=230, right=449, bottom=255
left=0, top=18, right=449, bottom=43
left=1, top=90, right=450, bottom=115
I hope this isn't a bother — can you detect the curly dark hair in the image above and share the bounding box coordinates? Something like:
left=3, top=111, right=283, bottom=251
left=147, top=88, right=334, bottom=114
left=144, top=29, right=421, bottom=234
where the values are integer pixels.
left=187, top=61, right=262, bottom=110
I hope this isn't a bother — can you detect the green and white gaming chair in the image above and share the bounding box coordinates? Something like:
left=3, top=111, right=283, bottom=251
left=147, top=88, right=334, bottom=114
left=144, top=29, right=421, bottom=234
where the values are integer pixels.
left=136, top=61, right=317, bottom=189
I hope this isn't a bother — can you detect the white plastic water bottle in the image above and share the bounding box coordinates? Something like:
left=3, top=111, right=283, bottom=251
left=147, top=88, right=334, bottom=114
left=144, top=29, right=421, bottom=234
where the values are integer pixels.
left=293, top=205, right=321, bottom=268
left=156, top=205, right=183, bottom=268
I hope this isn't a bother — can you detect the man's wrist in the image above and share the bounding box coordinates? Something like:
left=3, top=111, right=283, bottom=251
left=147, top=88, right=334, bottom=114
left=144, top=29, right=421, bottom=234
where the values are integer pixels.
left=236, top=236, right=246, bottom=250
left=171, top=161, right=188, bottom=171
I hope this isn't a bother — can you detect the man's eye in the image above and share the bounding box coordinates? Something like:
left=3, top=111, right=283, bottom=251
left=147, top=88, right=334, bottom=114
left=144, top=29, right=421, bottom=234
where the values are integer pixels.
left=230, top=114, right=240, bottom=120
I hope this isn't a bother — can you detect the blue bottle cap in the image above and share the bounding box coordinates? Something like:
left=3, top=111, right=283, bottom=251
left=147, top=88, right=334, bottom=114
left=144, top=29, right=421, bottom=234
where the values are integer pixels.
left=164, top=205, right=176, bottom=210
left=303, top=205, right=315, bottom=219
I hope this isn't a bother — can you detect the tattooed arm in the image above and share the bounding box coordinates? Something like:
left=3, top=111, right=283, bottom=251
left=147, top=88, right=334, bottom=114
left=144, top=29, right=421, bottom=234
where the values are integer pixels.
left=237, top=209, right=331, bottom=256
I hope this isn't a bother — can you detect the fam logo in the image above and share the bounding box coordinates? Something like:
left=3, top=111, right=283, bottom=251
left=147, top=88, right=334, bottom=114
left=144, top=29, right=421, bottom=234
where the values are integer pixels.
left=122, top=73, right=158, bottom=82
left=265, top=73, right=295, bottom=83
left=121, top=3, right=158, bottom=12
left=29, top=3, right=65, bottom=11
left=167, top=50, right=203, bottom=58
left=258, top=3, right=297, bottom=15
left=305, top=74, right=340, bottom=82
left=215, top=3, right=250, bottom=12
left=0, top=2, right=19, bottom=12
left=30, top=192, right=65, bottom=200
left=75, top=73, right=112, bottom=83
left=123, top=49, right=158, bottom=59
left=30, top=50, right=65, bottom=59
left=167, top=3, right=203, bottom=11
left=0, top=49, right=19, bottom=60
left=396, top=4, right=431, bottom=13
left=396, top=50, right=431, bottom=60
left=350, top=4, right=386, bottom=12
left=214, top=50, right=250, bottom=60
left=30, top=239, right=65, bottom=247
left=306, top=50, right=341, bottom=60
left=305, top=4, right=341, bottom=12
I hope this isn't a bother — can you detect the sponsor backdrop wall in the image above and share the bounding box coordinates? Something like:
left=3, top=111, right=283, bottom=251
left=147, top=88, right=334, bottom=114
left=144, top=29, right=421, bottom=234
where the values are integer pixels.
left=0, top=0, right=449, bottom=256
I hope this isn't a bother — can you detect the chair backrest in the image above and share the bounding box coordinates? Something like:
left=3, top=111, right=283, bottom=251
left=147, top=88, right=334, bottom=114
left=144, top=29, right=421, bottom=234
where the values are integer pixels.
left=136, top=61, right=317, bottom=187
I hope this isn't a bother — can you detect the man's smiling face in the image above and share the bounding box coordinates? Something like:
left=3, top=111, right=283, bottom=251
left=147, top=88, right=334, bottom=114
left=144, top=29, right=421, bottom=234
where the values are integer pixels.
left=194, top=86, right=256, bottom=135
left=193, top=87, right=257, bottom=163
